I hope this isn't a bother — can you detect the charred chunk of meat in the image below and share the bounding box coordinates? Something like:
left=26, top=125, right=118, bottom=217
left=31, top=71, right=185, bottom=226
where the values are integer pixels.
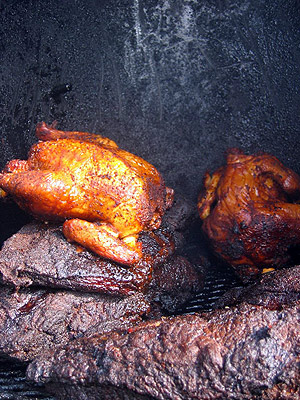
left=214, top=265, right=300, bottom=310
left=198, top=149, right=300, bottom=281
left=0, top=287, right=150, bottom=363
left=27, top=300, right=300, bottom=400
left=0, top=195, right=202, bottom=299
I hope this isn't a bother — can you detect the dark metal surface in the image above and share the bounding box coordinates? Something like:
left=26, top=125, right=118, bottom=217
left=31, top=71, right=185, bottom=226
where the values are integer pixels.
left=0, top=360, right=54, bottom=399
left=0, top=0, right=300, bottom=397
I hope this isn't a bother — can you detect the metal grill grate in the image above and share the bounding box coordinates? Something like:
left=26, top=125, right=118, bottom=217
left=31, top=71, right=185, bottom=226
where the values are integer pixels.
left=178, top=268, right=240, bottom=314
left=0, top=360, right=54, bottom=399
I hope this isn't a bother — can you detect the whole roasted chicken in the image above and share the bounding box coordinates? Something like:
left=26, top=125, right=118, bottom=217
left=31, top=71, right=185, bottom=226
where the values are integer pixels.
left=0, top=122, right=174, bottom=268
left=198, top=149, right=300, bottom=281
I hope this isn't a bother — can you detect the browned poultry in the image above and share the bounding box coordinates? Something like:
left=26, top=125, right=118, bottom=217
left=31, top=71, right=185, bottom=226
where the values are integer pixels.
left=0, top=122, right=174, bottom=269
left=198, top=148, right=300, bottom=281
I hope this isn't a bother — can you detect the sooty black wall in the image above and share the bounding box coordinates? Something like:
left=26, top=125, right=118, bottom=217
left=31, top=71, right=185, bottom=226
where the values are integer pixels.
left=1, top=0, right=300, bottom=232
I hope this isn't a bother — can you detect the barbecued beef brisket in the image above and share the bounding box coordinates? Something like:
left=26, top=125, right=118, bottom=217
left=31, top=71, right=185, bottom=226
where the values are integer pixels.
left=214, top=265, right=300, bottom=309
left=0, top=195, right=200, bottom=299
left=0, top=286, right=150, bottom=363
left=0, top=195, right=202, bottom=364
left=0, top=250, right=202, bottom=363
left=2, top=191, right=299, bottom=399
left=27, top=299, right=300, bottom=400
left=0, top=221, right=172, bottom=296
left=26, top=265, right=300, bottom=399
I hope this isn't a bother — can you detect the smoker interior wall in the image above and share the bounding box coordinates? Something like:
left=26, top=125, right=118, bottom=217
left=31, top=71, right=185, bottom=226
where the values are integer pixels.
left=0, top=0, right=300, bottom=239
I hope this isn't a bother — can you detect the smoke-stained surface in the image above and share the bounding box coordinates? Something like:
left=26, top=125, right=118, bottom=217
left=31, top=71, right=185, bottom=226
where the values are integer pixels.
left=1, top=0, right=300, bottom=203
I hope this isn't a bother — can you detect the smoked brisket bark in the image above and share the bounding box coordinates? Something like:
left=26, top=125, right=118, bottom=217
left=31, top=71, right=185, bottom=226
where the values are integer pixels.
left=214, top=265, right=300, bottom=309
left=0, top=195, right=202, bottom=363
left=0, top=286, right=150, bottom=363
left=27, top=300, right=300, bottom=400
left=0, top=251, right=201, bottom=363
left=0, top=223, right=202, bottom=314
left=0, top=222, right=173, bottom=296
left=146, top=255, right=202, bottom=314
left=0, top=195, right=201, bottom=299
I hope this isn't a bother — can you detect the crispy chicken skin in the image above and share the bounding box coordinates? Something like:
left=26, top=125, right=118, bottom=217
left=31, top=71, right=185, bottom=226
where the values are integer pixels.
left=0, top=122, right=174, bottom=267
left=198, top=149, right=300, bottom=281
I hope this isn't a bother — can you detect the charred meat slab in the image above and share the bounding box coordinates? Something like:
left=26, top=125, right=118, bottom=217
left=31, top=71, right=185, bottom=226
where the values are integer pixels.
left=27, top=299, right=300, bottom=400
left=214, top=265, right=300, bottom=310
left=0, top=287, right=149, bottom=363
left=0, top=223, right=202, bottom=306
left=26, top=265, right=300, bottom=400
left=0, top=195, right=201, bottom=298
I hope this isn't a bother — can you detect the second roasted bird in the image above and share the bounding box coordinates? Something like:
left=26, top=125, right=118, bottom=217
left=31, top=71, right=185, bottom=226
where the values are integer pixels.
left=198, top=149, right=300, bottom=281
